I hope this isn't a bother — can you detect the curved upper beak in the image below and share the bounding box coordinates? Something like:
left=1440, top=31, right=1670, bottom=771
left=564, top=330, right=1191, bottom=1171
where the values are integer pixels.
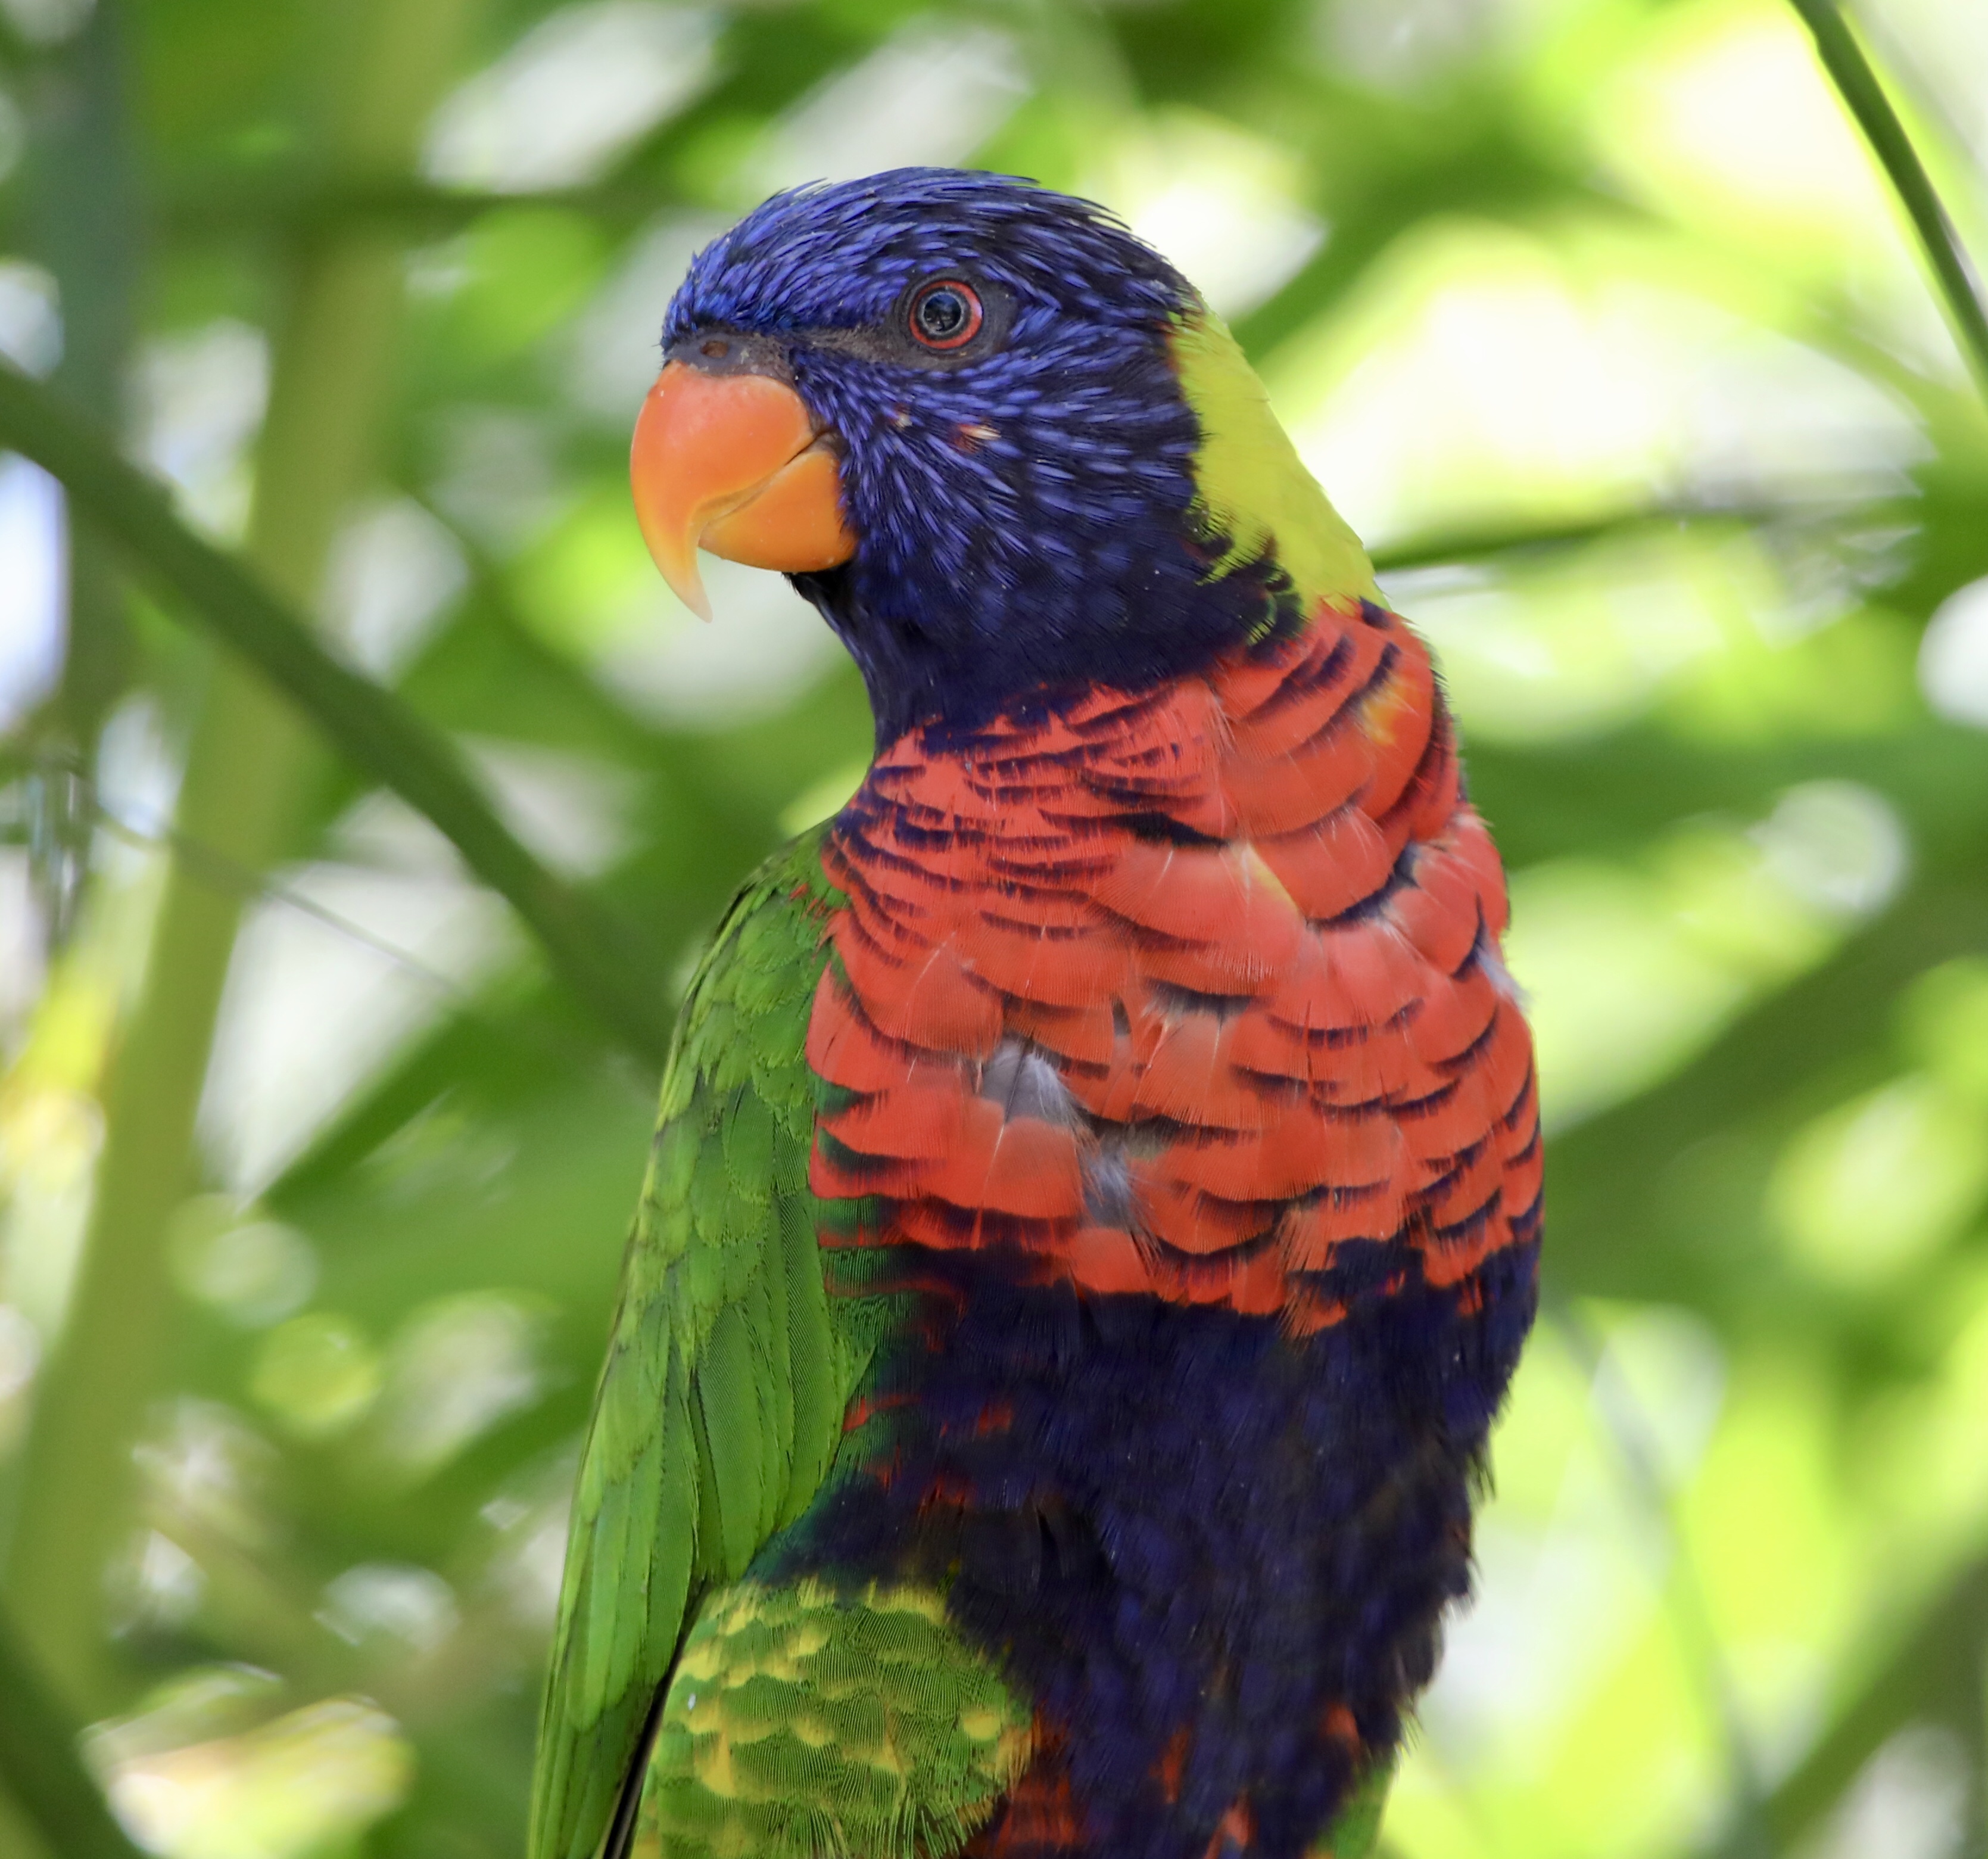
left=629, top=358, right=856, bottom=619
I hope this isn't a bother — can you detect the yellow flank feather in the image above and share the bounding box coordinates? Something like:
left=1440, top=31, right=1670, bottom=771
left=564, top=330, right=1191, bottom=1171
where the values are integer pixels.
left=1169, top=309, right=1378, bottom=608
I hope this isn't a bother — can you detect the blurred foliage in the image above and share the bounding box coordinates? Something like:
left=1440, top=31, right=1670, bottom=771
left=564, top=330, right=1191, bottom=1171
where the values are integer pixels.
left=1, top=0, right=1987, bottom=1857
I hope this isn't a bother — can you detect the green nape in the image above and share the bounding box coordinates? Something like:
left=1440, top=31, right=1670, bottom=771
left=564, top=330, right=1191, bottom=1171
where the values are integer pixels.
left=1169, top=310, right=1378, bottom=609
left=634, top=1580, right=1033, bottom=1859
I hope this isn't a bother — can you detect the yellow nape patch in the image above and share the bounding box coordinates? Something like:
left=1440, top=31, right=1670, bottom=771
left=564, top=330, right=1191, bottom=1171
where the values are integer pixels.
left=1169, top=310, right=1377, bottom=609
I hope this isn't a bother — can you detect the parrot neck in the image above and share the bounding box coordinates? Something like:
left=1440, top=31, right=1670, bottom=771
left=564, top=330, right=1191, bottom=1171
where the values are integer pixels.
left=794, top=310, right=1376, bottom=746
left=792, top=540, right=1300, bottom=748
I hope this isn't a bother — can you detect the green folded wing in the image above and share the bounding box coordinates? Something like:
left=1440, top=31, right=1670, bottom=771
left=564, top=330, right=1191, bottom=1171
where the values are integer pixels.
left=527, top=826, right=864, bottom=1859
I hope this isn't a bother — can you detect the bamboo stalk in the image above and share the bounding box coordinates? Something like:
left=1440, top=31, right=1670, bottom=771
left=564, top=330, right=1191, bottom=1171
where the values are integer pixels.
left=1, top=0, right=490, bottom=1711
left=0, top=1609, right=144, bottom=1859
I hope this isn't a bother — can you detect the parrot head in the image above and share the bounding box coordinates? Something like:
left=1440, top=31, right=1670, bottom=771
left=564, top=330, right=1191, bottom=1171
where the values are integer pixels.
left=634, top=167, right=1370, bottom=739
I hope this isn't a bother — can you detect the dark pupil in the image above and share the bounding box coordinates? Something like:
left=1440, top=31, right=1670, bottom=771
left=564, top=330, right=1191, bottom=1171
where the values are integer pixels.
left=917, top=289, right=968, bottom=339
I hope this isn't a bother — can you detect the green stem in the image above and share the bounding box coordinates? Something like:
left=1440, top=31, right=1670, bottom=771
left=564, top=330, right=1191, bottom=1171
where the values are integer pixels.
left=1788, top=0, right=1988, bottom=398
left=0, top=0, right=512, bottom=1712
left=0, top=1609, right=145, bottom=1859
left=0, top=365, right=669, bottom=1064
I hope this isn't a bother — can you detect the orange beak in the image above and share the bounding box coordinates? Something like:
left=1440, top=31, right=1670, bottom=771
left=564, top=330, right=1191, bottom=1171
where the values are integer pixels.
left=629, top=360, right=857, bottom=619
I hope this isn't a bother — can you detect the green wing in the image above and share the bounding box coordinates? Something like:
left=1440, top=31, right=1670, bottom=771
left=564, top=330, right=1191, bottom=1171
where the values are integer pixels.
left=527, top=826, right=863, bottom=1859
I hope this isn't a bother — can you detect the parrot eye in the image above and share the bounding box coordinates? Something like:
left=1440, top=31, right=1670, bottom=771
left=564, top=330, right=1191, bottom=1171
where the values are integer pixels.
left=908, top=279, right=984, bottom=351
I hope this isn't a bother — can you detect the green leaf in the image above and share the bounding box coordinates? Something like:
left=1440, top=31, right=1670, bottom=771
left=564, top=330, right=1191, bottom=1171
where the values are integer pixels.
left=0, top=360, right=672, bottom=1064
left=1787, top=0, right=1988, bottom=398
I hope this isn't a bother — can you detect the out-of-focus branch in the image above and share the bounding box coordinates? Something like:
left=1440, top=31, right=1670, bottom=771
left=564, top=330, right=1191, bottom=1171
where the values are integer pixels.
left=0, top=361, right=671, bottom=1065
left=1788, top=0, right=1988, bottom=398
left=0, top=1612, right=146, bottom=1859
left=1702, top=1555, right=1988, bottom=1857
left=1367, top=503, right=1784, bottom=577
left=161, top=175, right=678, bottom=238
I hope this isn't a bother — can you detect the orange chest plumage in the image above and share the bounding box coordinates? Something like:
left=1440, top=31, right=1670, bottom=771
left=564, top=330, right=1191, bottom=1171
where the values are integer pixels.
left=805, top=596, right=1542, bottom=1335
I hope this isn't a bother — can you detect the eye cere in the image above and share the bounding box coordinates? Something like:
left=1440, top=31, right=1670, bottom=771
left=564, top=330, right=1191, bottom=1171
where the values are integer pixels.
left=909, top=279, right=983, bottom=351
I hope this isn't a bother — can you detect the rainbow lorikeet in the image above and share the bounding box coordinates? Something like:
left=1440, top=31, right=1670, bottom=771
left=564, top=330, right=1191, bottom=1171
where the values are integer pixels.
left=528, top=169, right=1541, bottom=1859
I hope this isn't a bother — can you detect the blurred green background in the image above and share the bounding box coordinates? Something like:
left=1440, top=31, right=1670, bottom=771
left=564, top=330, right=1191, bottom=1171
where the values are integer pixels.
left=1, top=0, right=1987, bottom=1854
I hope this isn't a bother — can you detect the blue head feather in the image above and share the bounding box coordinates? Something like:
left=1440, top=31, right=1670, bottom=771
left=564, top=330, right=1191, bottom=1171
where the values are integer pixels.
left=664, top=169, right=1299, bottom=741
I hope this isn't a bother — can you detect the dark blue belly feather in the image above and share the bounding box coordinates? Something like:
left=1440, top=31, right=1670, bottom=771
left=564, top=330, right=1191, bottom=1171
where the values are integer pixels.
left=765, top=1236, right=1539, bottom=1859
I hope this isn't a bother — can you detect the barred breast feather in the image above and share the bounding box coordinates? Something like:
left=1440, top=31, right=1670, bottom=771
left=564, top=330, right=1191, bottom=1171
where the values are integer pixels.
left=806, top=594, right=1542, bottom=1334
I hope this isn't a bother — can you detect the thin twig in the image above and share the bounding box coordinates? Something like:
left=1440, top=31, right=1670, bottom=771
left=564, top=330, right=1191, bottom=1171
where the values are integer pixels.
left=92, top=797, right=611, bottom=1080
left=0, top=360, right=672, bottom=1066
left=1788, top=0, right=1988, bottom=399
left=1, top=758, right=615, bottom=1081
left=1367, top=499, right=1803, bottom=578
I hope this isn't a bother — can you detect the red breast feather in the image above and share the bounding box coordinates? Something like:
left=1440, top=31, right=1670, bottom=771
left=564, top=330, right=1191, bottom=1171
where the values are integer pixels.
left=806, top=598, right=1541, bottom=1334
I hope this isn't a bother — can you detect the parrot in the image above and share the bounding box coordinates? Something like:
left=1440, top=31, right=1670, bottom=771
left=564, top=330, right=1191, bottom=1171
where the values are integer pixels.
left=527, top=167, right=1541, bottom=1859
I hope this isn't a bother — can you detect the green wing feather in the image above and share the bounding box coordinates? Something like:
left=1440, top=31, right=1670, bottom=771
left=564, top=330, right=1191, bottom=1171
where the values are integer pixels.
left=527, top=826, right=864, bottom=1859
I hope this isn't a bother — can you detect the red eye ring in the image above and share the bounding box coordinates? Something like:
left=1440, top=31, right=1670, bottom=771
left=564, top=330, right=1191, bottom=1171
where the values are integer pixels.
left=908, top=279, right=984, bottom=351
